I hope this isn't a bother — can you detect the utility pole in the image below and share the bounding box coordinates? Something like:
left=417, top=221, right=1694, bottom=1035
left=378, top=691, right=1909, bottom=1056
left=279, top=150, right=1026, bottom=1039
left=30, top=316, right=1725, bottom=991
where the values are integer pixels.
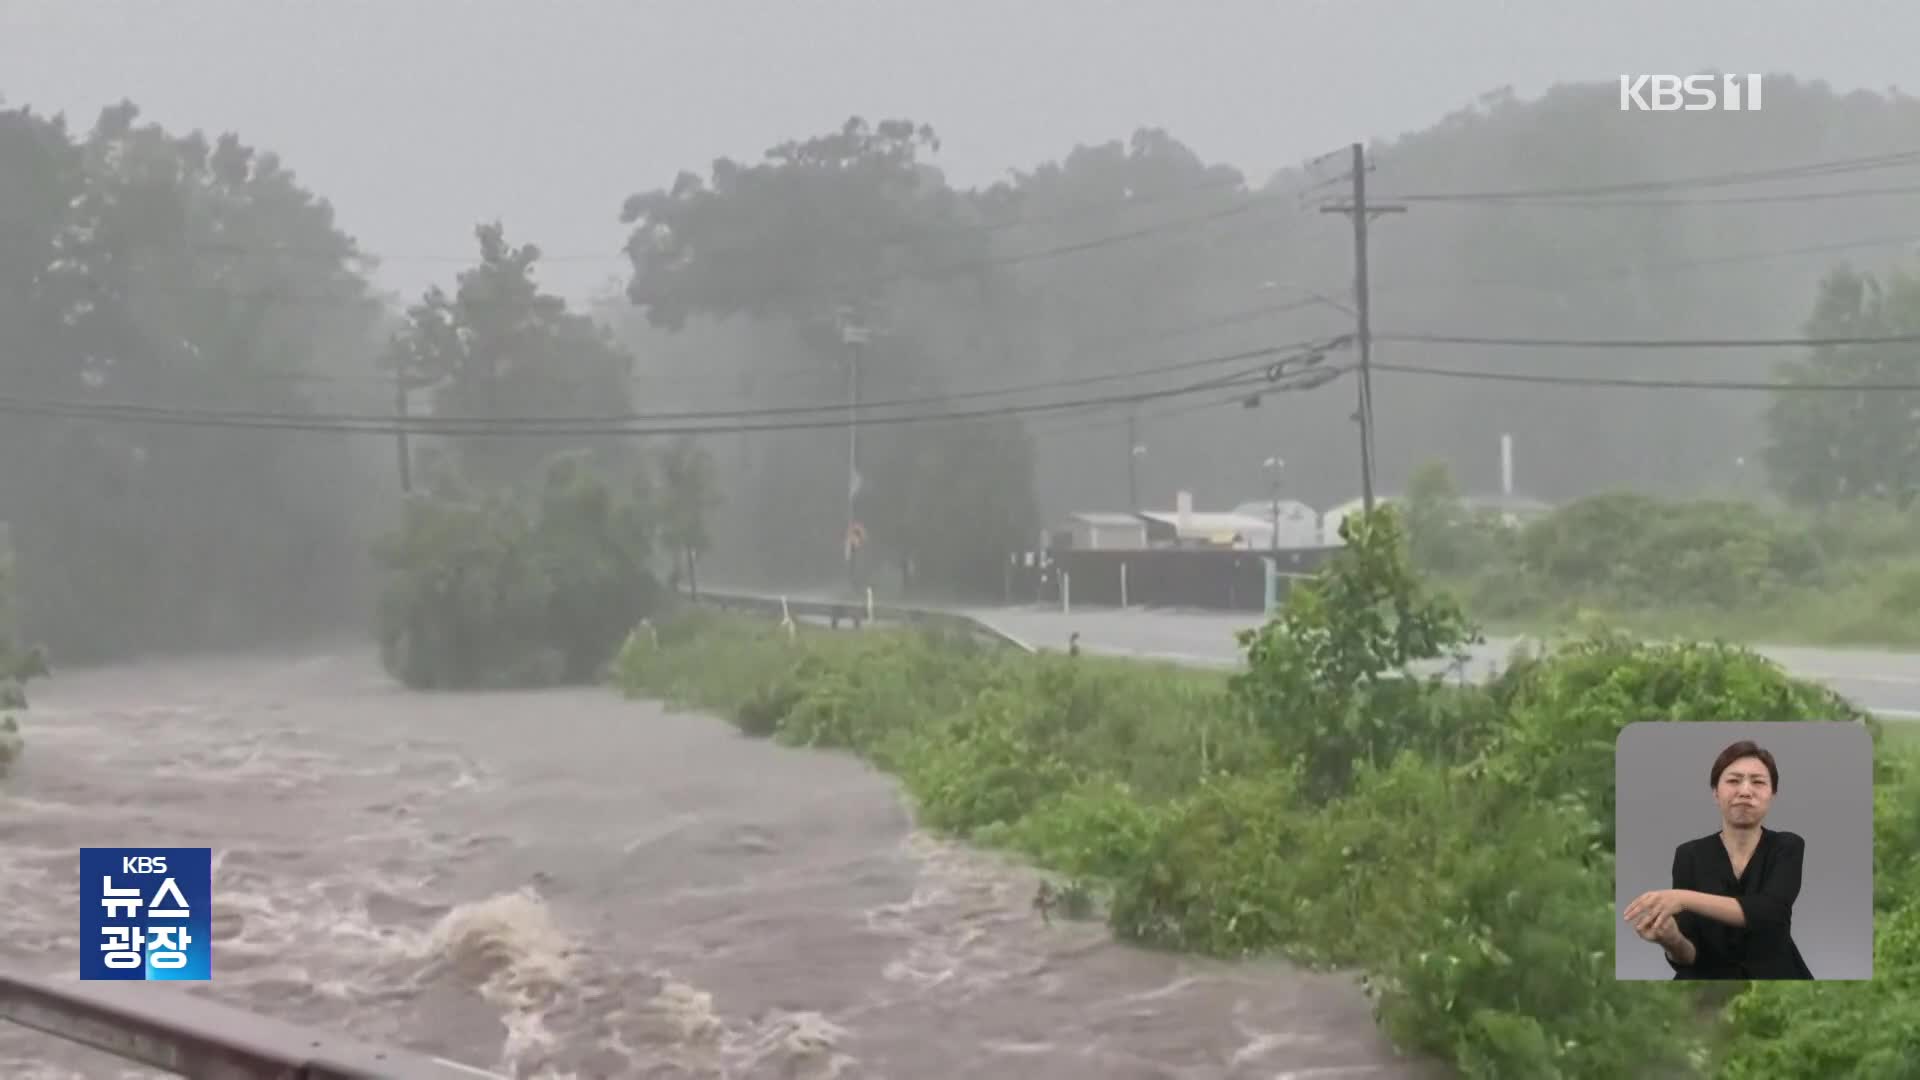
left=840, top=312, right=869, bottom=595
left=1126, top=410, right=1140, bottom=512
left=1265, top=455, right=1284, bottom=551
left=1320, top=142, right=1403, bottom=513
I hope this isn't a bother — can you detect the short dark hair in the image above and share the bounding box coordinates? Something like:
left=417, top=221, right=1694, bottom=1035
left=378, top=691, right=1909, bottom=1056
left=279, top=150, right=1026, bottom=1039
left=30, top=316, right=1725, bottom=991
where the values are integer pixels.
left=1711, top=740, right=1779, bottom=792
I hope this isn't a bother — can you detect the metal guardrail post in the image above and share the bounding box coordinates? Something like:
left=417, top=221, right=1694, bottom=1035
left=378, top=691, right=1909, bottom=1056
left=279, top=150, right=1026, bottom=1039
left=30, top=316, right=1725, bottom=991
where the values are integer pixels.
left=0, top=970, right=504, bottom=1079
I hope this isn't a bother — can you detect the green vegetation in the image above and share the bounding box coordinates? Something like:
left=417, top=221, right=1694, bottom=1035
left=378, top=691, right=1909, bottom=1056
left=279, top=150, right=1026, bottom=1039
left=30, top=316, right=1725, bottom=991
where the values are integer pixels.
left=613, top=507, right=1920, bottom=1079
left=1401, top=463, right=1920, bottom=647
left=373, top=454, right=672, bottom=690
left=0, top=101, right=393, bottom=664
left=366, top=216, right=732, bottom=690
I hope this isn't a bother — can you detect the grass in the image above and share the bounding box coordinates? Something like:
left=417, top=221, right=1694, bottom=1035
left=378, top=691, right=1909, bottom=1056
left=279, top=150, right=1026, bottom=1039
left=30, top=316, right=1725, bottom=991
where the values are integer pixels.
left=611, top=610, right=1920, bottom=1079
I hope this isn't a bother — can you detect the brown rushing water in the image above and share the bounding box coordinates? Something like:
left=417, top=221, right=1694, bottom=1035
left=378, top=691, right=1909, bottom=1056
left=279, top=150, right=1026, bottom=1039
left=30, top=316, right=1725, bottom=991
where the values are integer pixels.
left=1, top=647, right=1440, bottom=1079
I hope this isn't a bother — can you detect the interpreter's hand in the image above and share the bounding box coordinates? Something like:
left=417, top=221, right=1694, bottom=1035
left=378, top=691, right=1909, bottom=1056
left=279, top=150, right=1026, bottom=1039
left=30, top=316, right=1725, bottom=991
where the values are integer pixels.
left=1623, top=889, right=1687, bottom=927
left=1633, top=911, right=1678, bottom=945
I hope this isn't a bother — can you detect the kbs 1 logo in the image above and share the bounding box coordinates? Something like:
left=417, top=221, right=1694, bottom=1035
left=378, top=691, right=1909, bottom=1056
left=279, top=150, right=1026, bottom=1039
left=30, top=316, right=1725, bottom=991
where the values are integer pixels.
left=79, top=847, right=212, bottom=981
left=1619, top=74, right=1764, bottom=112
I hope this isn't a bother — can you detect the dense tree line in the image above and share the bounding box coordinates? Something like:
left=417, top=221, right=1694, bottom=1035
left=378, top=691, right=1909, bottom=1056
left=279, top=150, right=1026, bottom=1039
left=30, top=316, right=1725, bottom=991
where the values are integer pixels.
left=604, top=80, right=1920, bottom=590
left=6, top=78, right=1919, bottom=663
left=0, top=99, right=394, bottom=662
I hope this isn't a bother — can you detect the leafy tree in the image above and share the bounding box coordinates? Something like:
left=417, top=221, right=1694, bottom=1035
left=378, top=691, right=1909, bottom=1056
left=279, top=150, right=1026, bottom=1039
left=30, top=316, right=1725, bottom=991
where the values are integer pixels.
left=385, top=222, right=638, bottom=493
left=864, top=413, right=1037, bottom=595
left=619, top=117, right=1037, bottom=593
left=622, top=117, right=964, bottom=330
left=1765, top=264, right=1920, bottom=508
left=971, top=129, right=1275, bottom=514
left=0, top=100, right=391, bottom=661
left=1400, top=460, right=1502, bottom=574
left=1231, top=507, right=1479, bottom=798
left=655, top=436, right=720, bottom=596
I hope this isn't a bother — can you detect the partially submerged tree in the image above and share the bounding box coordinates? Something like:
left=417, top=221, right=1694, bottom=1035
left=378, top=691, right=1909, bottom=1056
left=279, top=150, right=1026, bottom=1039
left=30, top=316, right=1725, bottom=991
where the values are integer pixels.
left=373, top=456, right=662, bottom=690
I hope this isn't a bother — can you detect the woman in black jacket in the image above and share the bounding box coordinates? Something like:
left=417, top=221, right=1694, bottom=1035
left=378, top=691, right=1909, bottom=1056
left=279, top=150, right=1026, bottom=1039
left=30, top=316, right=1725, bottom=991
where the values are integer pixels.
left=1622, top=739, right=1815, bottom=980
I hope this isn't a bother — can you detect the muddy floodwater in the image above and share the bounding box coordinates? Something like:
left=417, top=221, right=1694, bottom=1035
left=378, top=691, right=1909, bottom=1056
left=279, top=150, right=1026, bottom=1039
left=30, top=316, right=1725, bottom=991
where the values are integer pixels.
left=1, top=648, right=1438, bottom=1078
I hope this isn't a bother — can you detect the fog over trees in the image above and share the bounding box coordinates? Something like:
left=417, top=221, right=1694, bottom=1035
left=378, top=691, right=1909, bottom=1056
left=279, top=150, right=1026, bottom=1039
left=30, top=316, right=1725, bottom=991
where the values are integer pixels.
left=5, top=77, right=1920, bottom=657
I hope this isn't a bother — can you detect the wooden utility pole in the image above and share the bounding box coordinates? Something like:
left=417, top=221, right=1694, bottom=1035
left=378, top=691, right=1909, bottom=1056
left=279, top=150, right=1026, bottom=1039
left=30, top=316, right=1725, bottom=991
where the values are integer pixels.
left=1320, top=142, right=1403, bottom=513
left=840, top=314, right=869, bottom=595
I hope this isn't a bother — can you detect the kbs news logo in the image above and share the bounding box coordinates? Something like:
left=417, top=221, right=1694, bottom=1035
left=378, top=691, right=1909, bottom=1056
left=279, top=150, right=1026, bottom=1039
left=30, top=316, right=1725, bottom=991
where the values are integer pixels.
left=1619, top=74, right=1764, bottom=112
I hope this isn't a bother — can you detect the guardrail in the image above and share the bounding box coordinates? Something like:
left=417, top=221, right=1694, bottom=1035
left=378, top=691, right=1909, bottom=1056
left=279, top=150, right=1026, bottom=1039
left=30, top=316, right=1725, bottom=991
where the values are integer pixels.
left=0, top=970, right=505, bottom=1079
left=688, top=589, right=1035, bottom=654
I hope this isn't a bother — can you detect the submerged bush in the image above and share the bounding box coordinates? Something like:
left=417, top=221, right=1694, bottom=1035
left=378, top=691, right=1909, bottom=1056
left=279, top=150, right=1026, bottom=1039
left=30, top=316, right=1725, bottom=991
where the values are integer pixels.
left=374, top=455, right=662, bottom=689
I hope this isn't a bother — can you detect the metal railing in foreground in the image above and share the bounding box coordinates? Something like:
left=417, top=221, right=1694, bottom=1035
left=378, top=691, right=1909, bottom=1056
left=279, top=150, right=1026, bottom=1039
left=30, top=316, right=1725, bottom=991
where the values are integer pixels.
left=0, top=969, right=505, bottom=1079
left=689, top=589, right=1035, bottom=654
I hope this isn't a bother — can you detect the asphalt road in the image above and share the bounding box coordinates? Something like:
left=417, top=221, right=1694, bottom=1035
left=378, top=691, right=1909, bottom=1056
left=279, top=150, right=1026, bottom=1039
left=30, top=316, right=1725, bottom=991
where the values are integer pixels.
left=957, top=605, right=1920, bottom=720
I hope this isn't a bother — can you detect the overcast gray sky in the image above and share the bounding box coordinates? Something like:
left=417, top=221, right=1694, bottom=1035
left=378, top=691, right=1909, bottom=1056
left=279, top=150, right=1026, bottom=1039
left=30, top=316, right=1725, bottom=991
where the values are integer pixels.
left=6, top=0, right=1917, bottom=303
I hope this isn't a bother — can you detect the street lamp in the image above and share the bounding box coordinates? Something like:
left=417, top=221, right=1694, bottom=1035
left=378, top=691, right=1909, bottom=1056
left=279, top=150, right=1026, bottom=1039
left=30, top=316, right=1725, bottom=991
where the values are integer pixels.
left=1264, top=455, right=1285, bottom=551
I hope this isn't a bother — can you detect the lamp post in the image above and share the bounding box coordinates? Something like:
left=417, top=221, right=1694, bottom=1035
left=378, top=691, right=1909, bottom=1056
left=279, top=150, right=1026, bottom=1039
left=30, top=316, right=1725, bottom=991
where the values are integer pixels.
left=1264, top=455, right=1285, bottom=551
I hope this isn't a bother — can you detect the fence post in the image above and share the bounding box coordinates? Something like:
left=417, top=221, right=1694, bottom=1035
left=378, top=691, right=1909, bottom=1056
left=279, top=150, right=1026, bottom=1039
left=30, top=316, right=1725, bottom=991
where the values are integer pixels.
left=1062, top=571, right=1071, bottom=613
left=1262, top=558, right=1278, bottom=616
left=865, top=586, right=874, bottom=625
left=1119, top=562, right=1128, bottom=608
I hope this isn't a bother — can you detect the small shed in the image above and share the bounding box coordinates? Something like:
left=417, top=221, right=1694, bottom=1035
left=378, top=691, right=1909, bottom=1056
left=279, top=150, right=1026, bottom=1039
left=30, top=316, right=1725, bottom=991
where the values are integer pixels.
left=1138, top=510, right=1278, bottom=549
left=1057, top=512, right=1149, bottom=551
left=1229, top=498, right=1321, bottom=549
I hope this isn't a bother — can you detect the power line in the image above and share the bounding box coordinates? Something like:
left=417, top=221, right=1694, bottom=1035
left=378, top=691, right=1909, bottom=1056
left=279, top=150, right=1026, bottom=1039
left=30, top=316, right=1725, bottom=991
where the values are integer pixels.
left=1392, top=183, right=1920, bottom=209
left=479, top=336, right=1355, bottom=421
left=1376, top=148, right=1920, bottom=203
left=1374, top=361, right=1920, bottom=392
left=0, top=344, right=1352, bottom=437
left=27, top=333, right=1348, bottom=422
left=1375, top=233, right=1920, bottom=297
left=1382, top=328, right=1920, bottom=349
left=1026, top=382, right=1268, bottom=440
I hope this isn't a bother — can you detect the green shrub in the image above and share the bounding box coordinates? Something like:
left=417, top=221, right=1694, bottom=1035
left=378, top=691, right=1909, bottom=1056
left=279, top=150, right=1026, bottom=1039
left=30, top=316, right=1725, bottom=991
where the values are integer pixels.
left=1475, top=630, right=1869, bottom=852
left=1712, top=900, right=1920, bottom=1078
left=374, top=456, right=660, bottom=689
left=1432, top=489, right=1920, bottom=647
left=985, top=777, right=1161, bottom=883
left=1230, top=507, right=1481, bottom=799
left=1872, top=736, right=1920, bottom=914
left=1102, top=770, right=1312, bottom=956
left=609, top=506, right=1920, bottom=1080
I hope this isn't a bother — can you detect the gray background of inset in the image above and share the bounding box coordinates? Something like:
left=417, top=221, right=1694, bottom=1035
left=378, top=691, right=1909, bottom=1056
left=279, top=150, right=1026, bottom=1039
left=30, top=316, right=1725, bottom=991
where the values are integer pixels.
left=1615, top=721, right=1874, bottom=980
